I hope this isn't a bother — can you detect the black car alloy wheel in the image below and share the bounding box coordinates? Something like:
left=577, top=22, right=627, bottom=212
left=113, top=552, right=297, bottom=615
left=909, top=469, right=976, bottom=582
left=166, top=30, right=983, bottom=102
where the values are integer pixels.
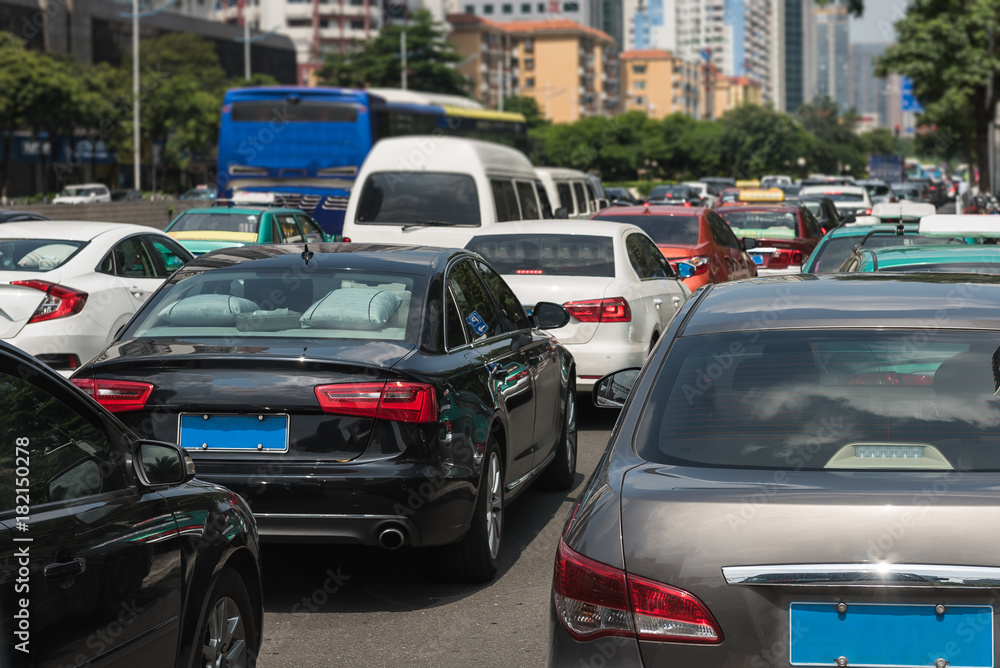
left=200, top=568, right=258, bottom=668
left=445, top=436, right=504, bottom=583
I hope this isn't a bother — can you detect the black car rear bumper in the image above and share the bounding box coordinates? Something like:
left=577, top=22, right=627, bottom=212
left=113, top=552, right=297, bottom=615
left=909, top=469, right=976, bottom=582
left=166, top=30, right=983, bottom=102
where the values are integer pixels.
left=193, top=457, right=480, bottom=548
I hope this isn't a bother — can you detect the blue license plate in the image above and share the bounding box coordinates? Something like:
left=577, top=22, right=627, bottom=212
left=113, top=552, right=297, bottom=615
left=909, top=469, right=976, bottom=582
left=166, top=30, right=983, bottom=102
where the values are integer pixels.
left=179, top=414, right=288, bottom=452
left=789, top=602, right=994, bottom=667
left=752, top=254, right=765, bottom=265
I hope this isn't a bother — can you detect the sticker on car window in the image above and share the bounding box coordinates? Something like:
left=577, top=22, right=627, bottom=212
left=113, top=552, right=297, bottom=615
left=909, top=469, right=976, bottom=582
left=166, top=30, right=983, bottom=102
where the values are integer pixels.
left=466, top=311, right=489, bottom=337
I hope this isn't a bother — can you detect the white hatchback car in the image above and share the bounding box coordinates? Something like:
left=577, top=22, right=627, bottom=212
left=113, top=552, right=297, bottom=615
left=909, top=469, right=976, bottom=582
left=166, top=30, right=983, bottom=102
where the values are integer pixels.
left=52, top=183, right=112, bottom=204
left=466, top=221, right=690, bottom=391
left=799, top=184, right=873, bottom=217
left=0, top=221, right=193, bottom=374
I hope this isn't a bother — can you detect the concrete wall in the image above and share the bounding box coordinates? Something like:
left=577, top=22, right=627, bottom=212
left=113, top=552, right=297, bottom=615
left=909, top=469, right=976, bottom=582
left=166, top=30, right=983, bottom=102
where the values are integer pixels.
left=8, top=200, right=211, bottom=231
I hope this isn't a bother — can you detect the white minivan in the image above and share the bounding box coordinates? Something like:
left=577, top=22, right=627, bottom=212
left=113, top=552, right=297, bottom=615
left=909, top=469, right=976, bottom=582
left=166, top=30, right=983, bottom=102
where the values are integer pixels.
left=342, top=136, right=552, bottom=247
left=535, top=167, right=606, bottom=219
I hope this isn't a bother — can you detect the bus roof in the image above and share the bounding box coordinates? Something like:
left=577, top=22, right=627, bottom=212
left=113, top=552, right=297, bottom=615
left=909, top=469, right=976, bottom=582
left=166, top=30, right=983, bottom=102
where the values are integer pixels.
left=366, top=88, right=485, bottom=110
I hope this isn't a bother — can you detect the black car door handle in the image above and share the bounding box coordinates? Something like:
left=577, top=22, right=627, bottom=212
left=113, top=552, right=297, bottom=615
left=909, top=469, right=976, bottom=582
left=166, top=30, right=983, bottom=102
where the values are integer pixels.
left=44, top=557, right=85, bottom=580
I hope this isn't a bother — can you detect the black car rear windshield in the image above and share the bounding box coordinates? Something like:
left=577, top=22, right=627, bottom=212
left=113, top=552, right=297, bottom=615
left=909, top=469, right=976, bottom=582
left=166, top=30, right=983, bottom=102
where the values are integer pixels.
left=170, top=213, right=260, bottom=234
left=819, top=193, right=865, bottom=202
left=807, top=235, right=957, bottom=273
left=126, top=267, right=423, bottom=343
left=355, top=172, right=481, bottom=227
left=649, top=186, right=691, bottom=199
left=0, top=239, right=86, bottom=272
left=636, top=330, right=1000, bottom=472
left=719, top=211, right=797, bottom=239
left=467, top=234, right=614, bottom=277
left=597, top=214, right=700, bottom=246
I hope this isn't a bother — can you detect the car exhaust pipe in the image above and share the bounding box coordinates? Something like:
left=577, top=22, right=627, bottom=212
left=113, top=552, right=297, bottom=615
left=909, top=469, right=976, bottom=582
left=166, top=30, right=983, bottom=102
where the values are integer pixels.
left=378, top=525, right=406, bottom=550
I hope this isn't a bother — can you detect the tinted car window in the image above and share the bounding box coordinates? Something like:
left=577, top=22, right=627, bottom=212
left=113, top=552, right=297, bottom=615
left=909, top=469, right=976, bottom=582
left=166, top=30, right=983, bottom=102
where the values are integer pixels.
left=474, top=260, right=531, bottom=331
left=598, top=214, right=701, bottom=246
left=113, top=237, right=157, bottom=278
left=626, top=233, right=671, bottom=279
left=296, top=214, right=325, bottom=243
left=146, top=236, right=192, bottom=277
left=492, top=179, right=521, bottom=222
left=557, top=183, right=574, bottom=213
left=127, top=268, right=423, bottom=343
left=635, top=330, right=1000, bottom=472
left=276, top=214, right=304, bottom=242
left=572, top=183, right=588, bottom=214
left=649, top=185, right=694, bottom=199
left=446, top=260, right=501, bottom=342
left=802, top=209, right=824, bottom=238
left=170, top=212, right=260, bottom=233
left=0, top=239, right=86, bottom=272
left=635, top=234, right=676, bottom=277
left=468, top=234, right=615, bottom=278
left=355, top=173, right=481, bottom=227
left=0, top=370, right=125, bottom=510
left=444, top=285, right=469, bottom=349
left=706, top=212, right=737, bottom=249
left=515, top=181, right=540, bottom=220
left=536, top=182, right=554, bottom=218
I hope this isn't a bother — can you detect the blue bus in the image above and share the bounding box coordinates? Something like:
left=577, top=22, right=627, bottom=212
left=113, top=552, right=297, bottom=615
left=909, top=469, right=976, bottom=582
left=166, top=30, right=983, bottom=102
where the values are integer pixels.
left=216, top=86, right=528, bottom=236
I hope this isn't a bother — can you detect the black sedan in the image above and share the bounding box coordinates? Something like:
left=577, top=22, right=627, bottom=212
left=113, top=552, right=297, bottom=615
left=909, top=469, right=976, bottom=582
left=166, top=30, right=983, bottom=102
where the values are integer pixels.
left=72, top=243, right=578, bottom=582
left=0, top=340, right=262, bottom=668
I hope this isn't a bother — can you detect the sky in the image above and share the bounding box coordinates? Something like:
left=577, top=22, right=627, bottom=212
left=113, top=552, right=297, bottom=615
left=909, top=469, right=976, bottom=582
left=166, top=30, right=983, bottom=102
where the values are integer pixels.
left=849, top=1, right=904, bottom=44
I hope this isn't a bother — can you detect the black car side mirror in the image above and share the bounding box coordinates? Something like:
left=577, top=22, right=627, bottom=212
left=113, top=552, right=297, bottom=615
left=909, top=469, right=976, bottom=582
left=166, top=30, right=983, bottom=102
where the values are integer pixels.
left=593, top=368, right=641, bottom=409
left=555, top=207, right=569, bottom=220
left=532, top=302, right=570, bottom=329
left=742, top=237, right=760, bottom=251
left=841, top=213, right=857, bottom=225
left=134, top=440, right=196, bottom=488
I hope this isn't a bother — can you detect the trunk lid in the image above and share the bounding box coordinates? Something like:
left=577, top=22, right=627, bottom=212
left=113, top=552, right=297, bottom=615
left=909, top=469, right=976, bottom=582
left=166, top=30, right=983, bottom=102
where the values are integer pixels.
left=0, top=284, right=46, bottom=338
left=621, top=466, right=1000, bottom=666
left=501, top=275, right=616, bottom=345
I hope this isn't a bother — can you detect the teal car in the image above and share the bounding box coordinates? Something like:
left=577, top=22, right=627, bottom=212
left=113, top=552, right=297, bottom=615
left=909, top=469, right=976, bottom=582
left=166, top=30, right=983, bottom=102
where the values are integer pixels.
left=841, top=244, right=1000, bottom=273
left=802, top=220, right=963, bottom=273
left=166, top=206, right=330, bottom=255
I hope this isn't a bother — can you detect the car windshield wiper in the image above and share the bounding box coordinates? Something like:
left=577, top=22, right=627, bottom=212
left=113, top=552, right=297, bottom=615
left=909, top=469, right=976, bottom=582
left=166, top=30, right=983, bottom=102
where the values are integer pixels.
left=402, top=220, right=458, bottom=231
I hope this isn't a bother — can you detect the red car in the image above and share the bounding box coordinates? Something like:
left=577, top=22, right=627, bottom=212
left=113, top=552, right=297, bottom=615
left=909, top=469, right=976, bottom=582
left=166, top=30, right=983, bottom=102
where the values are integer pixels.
left=594, top=205, right=757, bottom=290
left=717, top=204, right=824, bottom=275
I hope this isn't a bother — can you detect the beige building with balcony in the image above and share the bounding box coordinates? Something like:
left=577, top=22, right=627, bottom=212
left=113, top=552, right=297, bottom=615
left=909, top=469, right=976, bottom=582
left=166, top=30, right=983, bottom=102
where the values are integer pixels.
left=620, top=49, right=701, bottom=119
left=448, top=14, right=619, bottom=123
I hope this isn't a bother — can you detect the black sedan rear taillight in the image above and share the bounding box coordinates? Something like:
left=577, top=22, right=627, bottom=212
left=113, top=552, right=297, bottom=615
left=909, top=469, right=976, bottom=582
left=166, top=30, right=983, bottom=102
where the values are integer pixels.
left=314, top=381, right=437, bottom=423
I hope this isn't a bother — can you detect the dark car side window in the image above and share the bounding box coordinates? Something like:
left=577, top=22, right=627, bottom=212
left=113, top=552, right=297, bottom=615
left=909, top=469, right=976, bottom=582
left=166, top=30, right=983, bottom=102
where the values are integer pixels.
left=707, top=212, right=740, bottom=249
left=634, top=234, right=676, bottom=278
left=515, top=181, right=541, bottom=220
left=803, top=209, right=824, bottom=238
left=446, top=260, right=501, bottom=343
left=276, top=214, right=304, bottom=242
left=0, top=370, right=127, bottom=512
left=295, top=214, right=325, bottom=243
left=492, top=180, right=521, bottom=222
left=145, top=235, right=191, bottom=277
left=474, top=260, right=531, bottom=331
left=626, top=233, right=663, bottom=280
left=537, top=182, right=554, bottom=219
left=557, top=183, right=574, bottom=214
left=572, top=182, right=588, bottom=214
left=112, top=236, right=157, bottom=278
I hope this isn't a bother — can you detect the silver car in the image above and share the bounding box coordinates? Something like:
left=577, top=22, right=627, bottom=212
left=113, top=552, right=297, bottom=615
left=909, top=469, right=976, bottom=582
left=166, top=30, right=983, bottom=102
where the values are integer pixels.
left=550, top=274, right=1000, bottom=667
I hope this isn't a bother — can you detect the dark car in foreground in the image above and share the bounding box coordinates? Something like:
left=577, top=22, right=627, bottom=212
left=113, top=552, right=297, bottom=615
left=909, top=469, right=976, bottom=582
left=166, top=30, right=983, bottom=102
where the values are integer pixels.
left=73, top=243, right=577, bottom=582
left=0, top=340, right=261, bottom=668
left=551, top=274, right=1000, bottom=667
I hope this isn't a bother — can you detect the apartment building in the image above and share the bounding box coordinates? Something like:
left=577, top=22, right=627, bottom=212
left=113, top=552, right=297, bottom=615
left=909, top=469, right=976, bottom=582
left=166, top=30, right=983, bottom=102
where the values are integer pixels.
left=809, top=3, right=850, bottom=112
left=620, top=49, right=700, bottom=118
left=448, top=14, right=619, bottom=122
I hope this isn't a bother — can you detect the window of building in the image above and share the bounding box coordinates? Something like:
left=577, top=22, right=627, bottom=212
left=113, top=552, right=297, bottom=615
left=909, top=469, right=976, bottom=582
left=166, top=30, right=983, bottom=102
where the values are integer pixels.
left=483, top=3, right=494, bottom=13
left=521, top=2, right=531, bottom=11
left=634, top=96, right=646, bottom=105
left=288, top=18, right=311, bottom=27
left=563, top=1, right=579, bottom=10
left=525, top=77, right=535, bottom=88
left=523, top=37, right=534, bottom=52
left=634, top=80, right=646, bottom=90
left=537, top=2, right=545, bottom=10
left=502, top=3, right=513, bottom=12
left=465, top=4, right=475, bottom=11
left=632, top=64, right=646, bottom=74
left=350, top=19, right=364, bottom=29
left=524, top=57, right=534, bottom=70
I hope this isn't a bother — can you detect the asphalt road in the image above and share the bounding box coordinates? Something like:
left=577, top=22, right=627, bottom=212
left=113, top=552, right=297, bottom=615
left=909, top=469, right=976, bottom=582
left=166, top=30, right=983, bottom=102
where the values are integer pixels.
left=256, top=404, right=618, bottom=668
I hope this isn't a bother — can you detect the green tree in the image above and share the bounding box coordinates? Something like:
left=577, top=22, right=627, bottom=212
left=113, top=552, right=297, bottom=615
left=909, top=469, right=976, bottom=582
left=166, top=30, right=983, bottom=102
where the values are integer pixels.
left=797, top=97, right=865, bottom=176
left=876, top=0, right=1000, bottom=188
left=0, top=36, right=45, bottom=200
left=715, top=104, right=815, bottom=180
left=27, top=52, right=79, bottom=193
left=317, top=10, right=467, bottom=94
left=502, top=95, right=547, bottom=129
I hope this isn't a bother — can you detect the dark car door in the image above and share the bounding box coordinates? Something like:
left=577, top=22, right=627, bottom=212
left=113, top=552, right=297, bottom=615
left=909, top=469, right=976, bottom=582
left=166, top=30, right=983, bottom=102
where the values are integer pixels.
left=0, top=364, right=182, bottom=668
left=445, top=259, right=537, bottom=483
left=473, top=259, right=563, bottom=464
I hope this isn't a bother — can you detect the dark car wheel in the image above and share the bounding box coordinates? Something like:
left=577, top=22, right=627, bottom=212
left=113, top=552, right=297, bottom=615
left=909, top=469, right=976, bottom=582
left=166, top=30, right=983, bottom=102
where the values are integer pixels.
left=198, top=568, right=258, bottom=668
left=537, top=381, right=577, bottom=491
left=443, top=437, right=504, bottom=583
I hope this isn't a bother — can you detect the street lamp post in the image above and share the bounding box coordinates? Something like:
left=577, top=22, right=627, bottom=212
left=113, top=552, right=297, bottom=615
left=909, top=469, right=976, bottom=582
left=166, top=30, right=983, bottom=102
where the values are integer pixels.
left=132, top=0, right=140, bottom=191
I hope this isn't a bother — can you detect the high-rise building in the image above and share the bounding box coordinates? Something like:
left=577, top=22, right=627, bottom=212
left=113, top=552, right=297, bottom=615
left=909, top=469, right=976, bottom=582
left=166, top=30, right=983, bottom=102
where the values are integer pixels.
left=851, top=42, right=887, bottom=125
left=811, top=3, right=850, bottom=111
left=783, top=0, right=804, bottom=112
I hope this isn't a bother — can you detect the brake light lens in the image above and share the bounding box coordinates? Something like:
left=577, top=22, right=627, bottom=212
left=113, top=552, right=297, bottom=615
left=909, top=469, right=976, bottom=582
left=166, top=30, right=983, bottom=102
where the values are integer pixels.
left=766, top=249, right=804, bottom=270
left=314, top=381, right=437, bottom=423
left=11, top=280, right=88, bottom=323
left=72, top=378, right=153, bottom=413
left=553, top=540, right=723, bottom=644
left=563, top=297, right=631, bottom=323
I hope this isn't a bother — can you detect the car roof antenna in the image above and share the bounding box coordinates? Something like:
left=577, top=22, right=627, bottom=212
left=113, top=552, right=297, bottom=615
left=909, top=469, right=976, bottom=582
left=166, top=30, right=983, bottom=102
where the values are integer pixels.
left=301, top=243, right=314, bottom=264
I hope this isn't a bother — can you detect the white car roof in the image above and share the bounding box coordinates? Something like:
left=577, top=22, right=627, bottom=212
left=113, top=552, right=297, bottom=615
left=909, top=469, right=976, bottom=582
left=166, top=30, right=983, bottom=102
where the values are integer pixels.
left=535, top=167, right=590, bottom=180
left=363, top=136, right=534, bottom=176
left=800, top=185, right=867, bottom=195
left=0, top=221, right=162, bottom=242
left=466, top=220, right=640, bottom=238
left=871, top=202, right=937, bottom=218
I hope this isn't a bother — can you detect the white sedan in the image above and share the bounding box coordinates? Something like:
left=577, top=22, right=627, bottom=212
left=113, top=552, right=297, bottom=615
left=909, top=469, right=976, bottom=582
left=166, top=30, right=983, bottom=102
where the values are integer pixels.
left=466, top=221, right=690, bottom=391
left=0, top=221, right=192, bottom=374
left=799, top=184, right=873, bottom=218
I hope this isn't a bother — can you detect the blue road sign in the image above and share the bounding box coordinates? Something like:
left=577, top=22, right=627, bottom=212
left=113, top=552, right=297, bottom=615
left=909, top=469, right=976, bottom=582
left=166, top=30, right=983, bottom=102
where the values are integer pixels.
left=901, top=76, right=924, bottom=113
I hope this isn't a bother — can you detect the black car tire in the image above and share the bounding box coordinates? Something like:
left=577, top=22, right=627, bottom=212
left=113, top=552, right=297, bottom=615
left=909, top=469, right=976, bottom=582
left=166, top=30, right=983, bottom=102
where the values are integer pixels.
left=443, top=437, right=504, bottom=583
left=197, top=567, right=258, bottom=668
left=537, top=380, right=577, bottom=491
